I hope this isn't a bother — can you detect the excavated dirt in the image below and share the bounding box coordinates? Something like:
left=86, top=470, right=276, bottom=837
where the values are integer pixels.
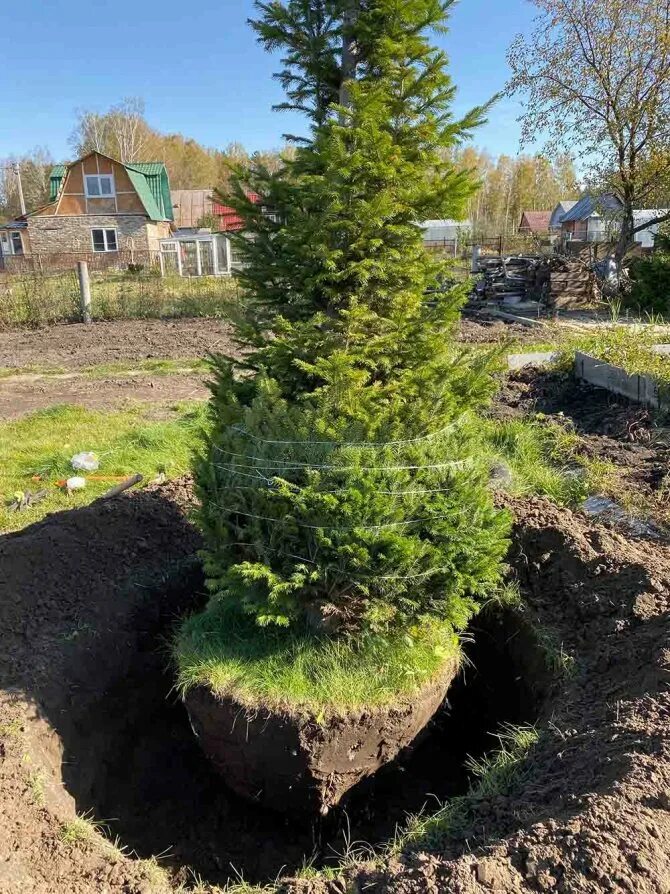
left=459, top=313, right=546, bottom=345
left=496, top=368, right=670, bottom=527
left=343, top=497, right=670, bottom=894
left=0, top=319, right=237, bottom=369
left=1, top=459, right=669, bottom=891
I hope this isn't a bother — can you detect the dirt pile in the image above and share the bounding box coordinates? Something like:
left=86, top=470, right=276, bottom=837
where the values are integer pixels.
left=345, top=496, right=670, bottom=894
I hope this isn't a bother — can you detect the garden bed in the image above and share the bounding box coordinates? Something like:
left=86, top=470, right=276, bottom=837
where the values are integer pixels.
left=0, top=459, right=668, bottom=892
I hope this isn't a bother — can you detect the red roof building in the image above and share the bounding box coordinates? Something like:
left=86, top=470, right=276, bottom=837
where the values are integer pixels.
left=518, top=210, right=552, bottom=235
left=171, top=189, right=261, bottom=232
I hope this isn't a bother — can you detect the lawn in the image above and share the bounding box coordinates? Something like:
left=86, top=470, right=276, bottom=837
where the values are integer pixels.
left=0, top=402, right=207, bottom=533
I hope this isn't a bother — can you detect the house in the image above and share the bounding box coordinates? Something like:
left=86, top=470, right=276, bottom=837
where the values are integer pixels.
left=559, top=193, right=623, bottom=243
left=0, top=151, right=174, bottom=269
left=549, top=201, right=578, bottom=231
left=559, top=193, right=667, bottom=248
left=518, top=211, right=552, bottom=235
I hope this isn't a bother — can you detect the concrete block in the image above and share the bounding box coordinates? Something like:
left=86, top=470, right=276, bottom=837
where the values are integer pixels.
left=574, top=352, right=663, bottom=409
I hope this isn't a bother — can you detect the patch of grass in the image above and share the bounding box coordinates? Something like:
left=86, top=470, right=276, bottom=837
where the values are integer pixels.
left=0, top=364, right=69, bottom=379
left=394, top=723, right=539, bottom=851
left=0, top=402, right=207, bottom=533
left=81, top=358, right=209, bottom=379
left=0, top=358, right=208, bottom=380
left=175, top=602, right=460, bottom=713
left=137, top=856, right=171, bottom=891
left=0, top=269, right=241, bottom=327
left=560, top=325, right=670, bottom=389
left=466, top=413, right=591, bottom=506
left=535, top=626, right=577, bottom=678
left=0, top=717, right=23, bottom=738
left=58, top=813, right=107, bottom=846
left=27, top=769, right=47, bottom=806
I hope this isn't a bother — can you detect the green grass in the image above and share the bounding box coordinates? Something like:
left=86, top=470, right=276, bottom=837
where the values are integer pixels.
left=175, top=602, right=460, bottom=713
left=0, top=402, right=207, bottom=533
left=58, top=814, right=107, bottom=846
left=562, top=325, right=670, bottom=391
left=394, top=723, right=539, bottom=851
left=467, top=413, right=609, bottom=507
left=0, top=358, right=208, bottom=380
left=0, top=270, right=241, bottom=327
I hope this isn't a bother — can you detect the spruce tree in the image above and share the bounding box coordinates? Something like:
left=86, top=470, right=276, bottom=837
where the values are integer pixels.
left=196, top=0, right=510, bottom=635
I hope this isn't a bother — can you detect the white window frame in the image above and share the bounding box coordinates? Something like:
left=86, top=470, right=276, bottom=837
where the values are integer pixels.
left=10, top=231, right=23, bottom=255
left=85, top=174, right=115, bottom=198
left=91, top=228, right=119, bottom=253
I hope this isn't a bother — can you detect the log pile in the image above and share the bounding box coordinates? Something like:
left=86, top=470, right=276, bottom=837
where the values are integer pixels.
left=546, top=257, right=597, bottom=309
left=474, top=254, right=597, bottom=309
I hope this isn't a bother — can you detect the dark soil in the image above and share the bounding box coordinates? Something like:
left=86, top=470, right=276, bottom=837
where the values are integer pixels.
left=0, top=479, right=547, bottom=891
left=459, top=312, right=546, bottom=345
left=0, top=318, right=238, bottom=370
left=0, top=371, right=209, bottom=419
left=1, top=468, right=669, bottom=891
left=495, top=368, right=670, bottom=525
left=348, top=496, right=670, bottom=894
left=185, top=660, right=457, bottom=816
left=0, top=313, right=535, bottom=372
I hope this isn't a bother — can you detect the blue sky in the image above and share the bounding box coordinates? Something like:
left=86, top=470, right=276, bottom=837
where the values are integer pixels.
left=0, top=0, right=537, bottom=162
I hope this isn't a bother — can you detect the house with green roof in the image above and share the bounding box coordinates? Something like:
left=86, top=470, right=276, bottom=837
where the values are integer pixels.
left=0, top=151, right=174, bottom=268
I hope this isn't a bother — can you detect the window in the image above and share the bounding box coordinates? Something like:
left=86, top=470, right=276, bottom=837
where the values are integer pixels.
left=91, top=229, right=118, bottom=252
left=85, top=175, right=115, bottom=198
left=10, top=232, right=23, bottom=255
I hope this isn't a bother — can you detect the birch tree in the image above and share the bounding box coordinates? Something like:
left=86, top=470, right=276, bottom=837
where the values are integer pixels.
left=508, top=0, right=670, bottom=266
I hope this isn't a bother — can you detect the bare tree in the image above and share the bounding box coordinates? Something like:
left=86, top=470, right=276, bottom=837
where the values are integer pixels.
left=508, top=0, right=670, bottom=267
left=69, top=97, right=150, bottom=162
left=109, top=97, right=149, bottom=162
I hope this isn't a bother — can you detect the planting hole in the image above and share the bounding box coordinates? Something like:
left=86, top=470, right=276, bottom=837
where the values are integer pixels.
left=58, top=573, right=552, bottom=888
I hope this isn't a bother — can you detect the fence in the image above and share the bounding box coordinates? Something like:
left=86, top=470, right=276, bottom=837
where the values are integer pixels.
left=0, top=250, right=161, bottom=275
left=0, top=263, right=241, bottom=328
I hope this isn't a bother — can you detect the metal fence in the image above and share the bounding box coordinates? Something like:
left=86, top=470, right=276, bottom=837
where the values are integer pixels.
left=0, top=250, right=162, bottom=275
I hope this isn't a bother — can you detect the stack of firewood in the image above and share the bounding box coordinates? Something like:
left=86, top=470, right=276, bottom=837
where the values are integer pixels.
left=546, top=257, right=597, bottom=308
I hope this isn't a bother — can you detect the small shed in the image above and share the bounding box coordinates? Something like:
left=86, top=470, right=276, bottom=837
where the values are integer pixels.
left=518, top=211, right=552, bottom=235
left=420, top=220, right=470, bottom=244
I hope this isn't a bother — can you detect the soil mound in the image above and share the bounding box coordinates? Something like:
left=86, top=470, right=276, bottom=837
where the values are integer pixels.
left=348, top=496, right=670, bottom=894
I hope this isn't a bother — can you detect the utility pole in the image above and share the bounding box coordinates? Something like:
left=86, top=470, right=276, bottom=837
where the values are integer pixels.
left=13, top=163, right=26, bottom=216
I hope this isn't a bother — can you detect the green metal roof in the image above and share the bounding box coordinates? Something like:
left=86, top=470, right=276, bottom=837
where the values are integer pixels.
left=46, top=157, right=173, bottom=222
left=125, top=162, right=173, bottom=221
left=49, top=165, right=67, bottom=203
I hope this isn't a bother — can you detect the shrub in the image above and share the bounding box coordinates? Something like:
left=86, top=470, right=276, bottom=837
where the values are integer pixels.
left=627, top=253, right=670, bottom=316
left=193, top=1, right=510, bottom=640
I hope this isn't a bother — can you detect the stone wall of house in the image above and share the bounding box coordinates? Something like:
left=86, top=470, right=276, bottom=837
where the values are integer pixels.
left=27, top=215, right=153, bottom=255
left=146, top=221, right=173, bottom=252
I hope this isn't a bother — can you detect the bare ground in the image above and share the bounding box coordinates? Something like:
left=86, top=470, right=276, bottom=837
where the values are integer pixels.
left=0, top=473, right=668, bottom=891
left=0, top=372, right=209, bottom=419
left=0, top=319, right=237, bottom=370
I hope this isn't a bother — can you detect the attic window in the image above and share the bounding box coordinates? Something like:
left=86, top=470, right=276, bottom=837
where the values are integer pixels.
left=85, top=175, right=115, bottom=198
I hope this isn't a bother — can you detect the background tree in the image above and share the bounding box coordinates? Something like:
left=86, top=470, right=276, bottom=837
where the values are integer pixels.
left=196, top=0, right=509, bottom=635
left=0, top=148, right=54, bottom=222
left=508, top=0, right=670, bottom=266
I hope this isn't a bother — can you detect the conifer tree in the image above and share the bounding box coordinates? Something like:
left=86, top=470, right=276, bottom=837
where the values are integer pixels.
left=197, top=0, right=510, bottom=634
